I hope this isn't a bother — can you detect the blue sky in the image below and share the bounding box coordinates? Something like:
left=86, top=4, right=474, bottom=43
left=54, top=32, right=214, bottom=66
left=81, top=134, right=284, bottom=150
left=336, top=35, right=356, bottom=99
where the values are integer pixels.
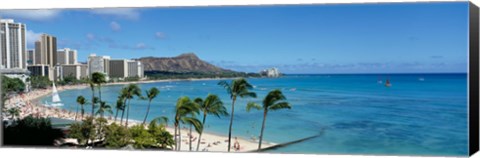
left=0, top=2, right=469, bottom=74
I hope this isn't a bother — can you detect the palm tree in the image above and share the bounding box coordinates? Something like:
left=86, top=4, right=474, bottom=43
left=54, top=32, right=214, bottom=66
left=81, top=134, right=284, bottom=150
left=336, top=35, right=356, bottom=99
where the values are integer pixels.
left=124, top=84, right=142, bottom=127
left=173, top=96, right=202, bottom=151
left=76, top=95, right=87, bottom=120
left=119, top=87, right=128, bottom=124
left=246, top=89, right=291, bottom=150
left=88, top=79, right=96, bottom=117
left=96, top=101, right=113, bottom=119
left=91, top=72, right=107, bottom=103
left=194, top=94, right=228, bottom=151
left=114, top=97, right=124, bottom=122
left=6, top=107, right=20, bottom=120
left=218, top=78, right=257, bottom=152
left=142, top=87, right=160, bottom=126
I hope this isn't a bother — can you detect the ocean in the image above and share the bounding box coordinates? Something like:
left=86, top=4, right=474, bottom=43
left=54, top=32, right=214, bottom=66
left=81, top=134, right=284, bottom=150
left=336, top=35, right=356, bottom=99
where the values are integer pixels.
left=40, top=73, right=468, bottom=156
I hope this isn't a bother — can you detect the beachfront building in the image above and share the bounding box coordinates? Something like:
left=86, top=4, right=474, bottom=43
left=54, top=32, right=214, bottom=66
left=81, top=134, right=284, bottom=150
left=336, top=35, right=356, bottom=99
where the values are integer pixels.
left=109, top=59, right=130, bottom=79
left=27, top=49, right=34, bottom=65
left=127, top=60, right=144, bottom=78
left=57, top=48, right=77, bottom=65
left=260, top=67, right=280, bottom=78
left=88, top=54, right=110, bottom=79
left=0, top=19, right=27, bottom=69
left=27, top=64, right=49, bottom=77
left=61, top=64, right=88, bottom=80
left=34, top=34, right=57, bottom=67
left=32, top=34, right=59, bottom=81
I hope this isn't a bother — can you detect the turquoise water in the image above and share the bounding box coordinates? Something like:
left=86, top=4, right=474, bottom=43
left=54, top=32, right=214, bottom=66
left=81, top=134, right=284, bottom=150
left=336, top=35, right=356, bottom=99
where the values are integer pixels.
left=41, top=74, right=468, bottom=156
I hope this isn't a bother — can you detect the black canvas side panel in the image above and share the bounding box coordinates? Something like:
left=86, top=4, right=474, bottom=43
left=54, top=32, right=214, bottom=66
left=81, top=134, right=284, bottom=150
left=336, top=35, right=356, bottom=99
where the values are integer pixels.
left=469, top=2, right=479, bottom=156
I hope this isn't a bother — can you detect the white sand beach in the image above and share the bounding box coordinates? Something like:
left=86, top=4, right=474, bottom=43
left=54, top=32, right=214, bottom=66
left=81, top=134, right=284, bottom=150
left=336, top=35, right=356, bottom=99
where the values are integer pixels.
left=3, top=78, right=274, bottom=152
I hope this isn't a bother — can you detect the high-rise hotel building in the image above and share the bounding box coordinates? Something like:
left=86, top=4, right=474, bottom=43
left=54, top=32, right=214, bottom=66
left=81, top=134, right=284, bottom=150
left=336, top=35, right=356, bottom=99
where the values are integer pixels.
left=88, top=54, right=110, bottom=79
left=34, top=34, right=57, bottom=67
left=57, top=48, right=77, bottom=65
left=0, top=19, right=27, bottom=69
left=109, top=59, right=130, bottom=78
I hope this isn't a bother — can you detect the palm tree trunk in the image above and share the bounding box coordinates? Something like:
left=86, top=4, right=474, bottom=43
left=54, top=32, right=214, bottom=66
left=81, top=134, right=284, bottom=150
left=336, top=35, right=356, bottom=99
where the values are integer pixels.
left=178, top=124, right=182, bottom=151
left=258, top=110, right=268, bottom=150
left=98, top=86, right=102, bottom=102
left=142, top=100, right=152, bottom=125
left=125, top=98, right=131, bottom=127
left=174, top=122, right=178, bottom=151
left=189, top=124, right=192, bottom=151
left=196, top=113, right=207, bottom=151
left=81, top=105, right=84, bottom=119
left=114, top=108, right=119, bottom=122
left=227, top=97, right=236, bottom=152
left=120, top=99, right=127, bottom=124
left=75, top=105, right=79, bottom=121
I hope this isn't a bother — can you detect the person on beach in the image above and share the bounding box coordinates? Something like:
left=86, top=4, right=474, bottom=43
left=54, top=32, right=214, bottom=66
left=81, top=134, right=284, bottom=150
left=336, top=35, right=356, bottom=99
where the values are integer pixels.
left=233, top=137, right=241, bottom=151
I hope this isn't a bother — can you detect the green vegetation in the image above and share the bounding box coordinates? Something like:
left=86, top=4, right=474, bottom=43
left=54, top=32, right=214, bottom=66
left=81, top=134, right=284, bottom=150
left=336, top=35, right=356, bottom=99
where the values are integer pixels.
left=3, top=116, right=64, bottom=146
left=148, top=119, right=174, bottom=149
left=247, top=89, right=292, bottom=150
left=64, top=77, right=290, bottom=151
left=76, top=95, right=87, bottom=121
left=114, top=96, right=125, bottom=122
left=30, top=76, right=51, bottom=89
left=173, top=96, right=202, bottom=151
left=91, top=72, right=107, bottom=103
left=142, top=87, right=160, bottom=125
left=2, top=75, right=25, bottom=93
left=69, top=117, right=174, bottom=149
left=194, top=94, right=229, bottom=151
left=88, top=80, right=96, bottom=117
left=69, top=117, right=95, bottom=145
left=96, top=101, right=113, bottom=119
left=123, top=84, right=142, bottom=127
left=1, top=75, right=26, bottom=110
left=218, top=78, right=257, bottom=152
left=57, top=75, right=89, bottom=86
left=6, top=107, right=21, bottom=120
left=119, top=87, right=129, bottom=124
left=104, top=123, right=130, bottom=148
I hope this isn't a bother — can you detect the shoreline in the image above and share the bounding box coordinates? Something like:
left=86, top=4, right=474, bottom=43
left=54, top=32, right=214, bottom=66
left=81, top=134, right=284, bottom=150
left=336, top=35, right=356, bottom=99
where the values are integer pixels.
left=4, top=77, right=274, bottom=152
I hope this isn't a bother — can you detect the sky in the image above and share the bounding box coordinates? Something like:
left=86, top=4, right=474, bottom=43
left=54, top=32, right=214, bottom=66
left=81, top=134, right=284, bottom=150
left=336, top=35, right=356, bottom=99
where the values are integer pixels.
left=0, top=2, right=469, bottom=74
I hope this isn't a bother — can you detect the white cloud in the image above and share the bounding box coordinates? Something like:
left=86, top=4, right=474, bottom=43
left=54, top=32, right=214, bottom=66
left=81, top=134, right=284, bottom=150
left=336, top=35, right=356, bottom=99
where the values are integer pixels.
left=155, top=32, right=166, bottom=39
left=86, top=33, right=96, bottom=40
left=135, top=43, right=147, bottom=49
left=26, top=30, right=43, bottom=47
left=0, top=10, right=61, bottom=21
left=90, top=8, right=140, bottom=20
left=110, top=21, right=121, bottom=32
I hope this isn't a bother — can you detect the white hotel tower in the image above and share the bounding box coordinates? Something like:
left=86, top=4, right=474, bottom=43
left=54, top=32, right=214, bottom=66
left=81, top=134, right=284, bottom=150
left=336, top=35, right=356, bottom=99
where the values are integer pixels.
left=0, top=19, right=27, bottom=69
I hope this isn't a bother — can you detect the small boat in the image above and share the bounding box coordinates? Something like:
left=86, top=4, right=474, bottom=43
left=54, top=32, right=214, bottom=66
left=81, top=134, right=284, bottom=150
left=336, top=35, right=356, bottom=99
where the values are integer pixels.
left=47, top=83, right=64, bottom=107
left=385, top=79, right=392, bottom=87
left=419, top=77, right=425, bottom=81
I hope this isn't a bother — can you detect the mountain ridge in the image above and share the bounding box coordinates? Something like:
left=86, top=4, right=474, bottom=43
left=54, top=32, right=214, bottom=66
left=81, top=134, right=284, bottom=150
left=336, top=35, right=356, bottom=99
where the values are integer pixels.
left=135, top=53, right=235, bottom=73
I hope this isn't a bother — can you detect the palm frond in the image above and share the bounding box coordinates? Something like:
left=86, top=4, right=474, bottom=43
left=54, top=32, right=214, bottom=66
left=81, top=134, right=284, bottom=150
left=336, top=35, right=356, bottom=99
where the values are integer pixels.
left=239, top=91, right=257, bottom=98
left=218, top=80, right=233, bottom=97
left=268, top=102, right=291, bottom=111
left=151, top=116, right=169, bottom=126
left=246, top=102, right=262, bottom=112
left=264, top=89, right=286, bottom=107
left=181, top=117, right=203, bottom=134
